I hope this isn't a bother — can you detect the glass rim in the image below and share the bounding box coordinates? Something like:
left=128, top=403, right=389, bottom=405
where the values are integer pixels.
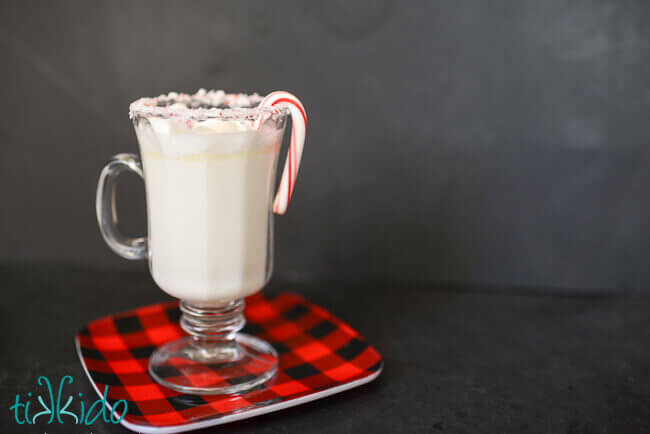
left=129, top=89, right=289, bottom=122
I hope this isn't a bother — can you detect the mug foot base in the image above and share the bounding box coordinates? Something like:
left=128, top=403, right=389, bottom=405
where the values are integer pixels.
left=149, top=334, right=278, bottom=395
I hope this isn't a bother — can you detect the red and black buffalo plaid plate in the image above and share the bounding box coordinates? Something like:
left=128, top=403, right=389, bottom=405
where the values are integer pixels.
left=75, top=292, right=383, bottom=433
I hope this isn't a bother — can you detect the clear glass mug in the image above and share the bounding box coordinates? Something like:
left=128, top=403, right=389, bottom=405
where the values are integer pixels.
left=96, top=90, right=305, bottom=395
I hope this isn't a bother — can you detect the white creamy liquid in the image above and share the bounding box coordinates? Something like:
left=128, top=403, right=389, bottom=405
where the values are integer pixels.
left=134, top=117, right=280, bottom=306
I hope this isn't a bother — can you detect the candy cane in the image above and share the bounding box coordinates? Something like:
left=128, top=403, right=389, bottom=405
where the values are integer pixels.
left=254, top=91, right=307, bottom=215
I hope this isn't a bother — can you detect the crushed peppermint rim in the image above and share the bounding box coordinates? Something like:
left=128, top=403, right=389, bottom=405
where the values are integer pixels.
left=129, top=89, right=287, bottom=122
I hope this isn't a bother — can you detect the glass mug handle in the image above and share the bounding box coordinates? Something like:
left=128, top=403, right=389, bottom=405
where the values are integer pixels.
left=95, top=153, right=148, bottom=260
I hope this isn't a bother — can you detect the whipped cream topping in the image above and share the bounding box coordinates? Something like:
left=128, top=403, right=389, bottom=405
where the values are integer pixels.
left=138, top=116, right=261, bottom=158
left=148, top=117, right=253, bottom=135
left=129, top=89, right=282, bottom=123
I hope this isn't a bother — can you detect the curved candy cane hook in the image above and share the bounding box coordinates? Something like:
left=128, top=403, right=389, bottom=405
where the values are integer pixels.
left=255, top=91, right=307, bottom=215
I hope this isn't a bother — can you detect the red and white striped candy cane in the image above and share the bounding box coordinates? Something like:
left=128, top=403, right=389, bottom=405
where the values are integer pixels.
left=255, top=91, right=307, bottom=215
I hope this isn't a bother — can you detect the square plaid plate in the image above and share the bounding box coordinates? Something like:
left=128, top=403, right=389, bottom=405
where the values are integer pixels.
left=75, top=292, right=383, bottom=433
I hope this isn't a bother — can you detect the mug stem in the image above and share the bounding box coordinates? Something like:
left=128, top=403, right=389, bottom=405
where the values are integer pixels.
left=180, top=299, right=246, bottom=341
left=149, top=298, right=278, bottom=395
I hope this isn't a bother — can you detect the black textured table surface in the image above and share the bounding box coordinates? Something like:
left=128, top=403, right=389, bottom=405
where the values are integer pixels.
left=1, top=265, right=649, bottom=433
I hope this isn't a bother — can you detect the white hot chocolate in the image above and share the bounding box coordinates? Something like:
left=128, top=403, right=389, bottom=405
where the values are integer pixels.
left=134, top=116, right=281, bottom=306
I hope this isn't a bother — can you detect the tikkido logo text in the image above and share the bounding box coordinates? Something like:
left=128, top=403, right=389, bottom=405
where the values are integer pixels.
left=9, top=375, right=127, bottom=426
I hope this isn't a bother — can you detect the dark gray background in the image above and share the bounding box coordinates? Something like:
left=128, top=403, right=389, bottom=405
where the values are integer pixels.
left=1, top=0, right=650, bottom=292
